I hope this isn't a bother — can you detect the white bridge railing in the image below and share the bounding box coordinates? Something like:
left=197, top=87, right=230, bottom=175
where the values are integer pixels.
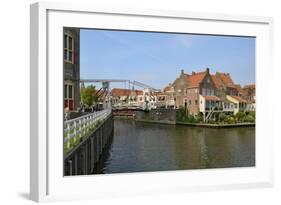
left=64, top=109, right=112, bottom=152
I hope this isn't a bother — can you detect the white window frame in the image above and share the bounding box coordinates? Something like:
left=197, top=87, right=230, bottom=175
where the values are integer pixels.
left=64, top=82, right=74, bottom=100
left=64, top=33, right=74, bottom=63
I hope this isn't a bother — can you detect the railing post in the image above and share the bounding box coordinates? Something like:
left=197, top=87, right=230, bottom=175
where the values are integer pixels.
left=83, top=117, right=86, bottom=137
left=73, top=121, right=77, bottom=144
left=67, top=123, right=71, bottom=149
left=79, top=118, right=82, bottom=141
left=90, top=115, right=93, bottom=129
left=64, top=109, right=112, bottom=157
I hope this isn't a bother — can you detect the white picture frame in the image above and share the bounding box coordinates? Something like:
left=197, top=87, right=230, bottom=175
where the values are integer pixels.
left=30, top=2, right=274, bottom=202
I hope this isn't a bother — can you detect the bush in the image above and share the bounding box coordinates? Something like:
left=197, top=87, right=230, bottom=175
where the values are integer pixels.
left=218, top=113, right=226, bottom=122
left=224, top=116, right=236, bottom=124
left=235, top=112, right=246, bottom=122
left=244, top=115, right=255, bottom=123
left=248, top=111, right=255, bottom=118
left=194, top=112, right=203, bottom=123
left=176, top=107, right=187, bottom=121
left=207, top=119, right=216, bottom=124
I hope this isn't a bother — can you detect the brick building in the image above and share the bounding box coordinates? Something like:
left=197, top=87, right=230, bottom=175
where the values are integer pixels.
left=211, top=72, right=238, bottom=100
left=172, top=68, right=255, bottom=117
left=172, top=68, right=217, bottom=115
left=64, top=28, right=80, bottom=111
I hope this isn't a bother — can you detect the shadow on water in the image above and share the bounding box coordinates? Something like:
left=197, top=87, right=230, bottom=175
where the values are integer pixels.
left=91, top=133, right=114, bottom=174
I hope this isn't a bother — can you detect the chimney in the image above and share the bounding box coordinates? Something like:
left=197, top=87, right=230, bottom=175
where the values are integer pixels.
left=181, top=69, right=184, bottom=75
left=206, top=67, right=210, bottom=74
left=192, top=71, right=195, bottom=75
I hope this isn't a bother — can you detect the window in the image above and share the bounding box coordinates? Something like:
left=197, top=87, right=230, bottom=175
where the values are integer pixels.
left=64, top=84, right=67, bottom=99
left=68, top=85, right=73, bottom=99
left=189, top=100, right=191, bottom=105
left=64, top=83, right=74, bottom=100
left=195, top=100, right=198, bottom=105
left=64, top=83, right=74, bottom=110
left=64, top=34, right=74, bottom=63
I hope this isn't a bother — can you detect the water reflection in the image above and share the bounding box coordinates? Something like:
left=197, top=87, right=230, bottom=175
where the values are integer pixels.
left=93, top=118, right=255, bottom=174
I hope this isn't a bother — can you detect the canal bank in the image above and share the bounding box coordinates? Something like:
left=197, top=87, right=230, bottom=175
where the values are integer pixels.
left=176, top=121, right=255, bottom=128
left=120, top=109, right=256, bottom=128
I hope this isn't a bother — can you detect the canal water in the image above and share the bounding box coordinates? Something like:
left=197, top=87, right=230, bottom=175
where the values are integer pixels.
left=94, top=118, right=255, bottom=174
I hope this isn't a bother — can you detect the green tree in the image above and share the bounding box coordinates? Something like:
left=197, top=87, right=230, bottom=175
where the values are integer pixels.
left=80, top=85, right=97, bottom=107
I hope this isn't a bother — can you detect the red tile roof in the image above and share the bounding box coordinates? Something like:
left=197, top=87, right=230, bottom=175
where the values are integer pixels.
left=111, top=88, right=143, bottom=97
left=217, top=72, right=234, bottom=85
left=163, top=85, right=172, bottom=92
left=184, top=71, right=207, bottom=88
left=244, top=84, right=255, bottom=89
left=203, top=95, right=221, bottom=101
left=229, top=95, right=247, bottom=103
left=211, top=72, right=235, bottom=89
left=234, top=84, right=245, bottom=96
left=211, top=75, right=224, bottom=89
left=176, top=69, right=236, bottom=90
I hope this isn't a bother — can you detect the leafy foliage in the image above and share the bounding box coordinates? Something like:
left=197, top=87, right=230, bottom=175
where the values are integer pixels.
left=176, top=108, right=255, bottom=124
left=80, top=85, right=97, bottom=107
left=176, top=108, right=202, bottom=123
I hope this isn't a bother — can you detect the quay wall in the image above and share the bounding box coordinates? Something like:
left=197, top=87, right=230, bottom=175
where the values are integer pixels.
left=64, top=114, right=114, bottom=176
left=135, top=109, right=176, bottom=124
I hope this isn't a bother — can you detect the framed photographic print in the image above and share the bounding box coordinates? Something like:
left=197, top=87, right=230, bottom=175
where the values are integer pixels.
left=30, top=2, right=274, bottom=202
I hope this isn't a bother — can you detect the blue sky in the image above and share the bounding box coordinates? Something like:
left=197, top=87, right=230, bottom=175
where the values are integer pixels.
left=80, top=29, right=255, bottom=89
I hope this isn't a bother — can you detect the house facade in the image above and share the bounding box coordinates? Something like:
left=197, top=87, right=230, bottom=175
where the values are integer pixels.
left=226, top=95, right=247, bottom=114
left=111, top=88, right=143, bottom=106
left=172, top=68, right=218, bottom=115
left=64, top=28, right=80, bottom=111
left=171, top=68, right=255, bottom=118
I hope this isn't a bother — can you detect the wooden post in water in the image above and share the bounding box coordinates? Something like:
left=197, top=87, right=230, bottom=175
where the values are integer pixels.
left=85, top=143, right=88, bottom=174
left=74, top=153, right=78, bottom=175
left=68, top=160, right=73, bottom=176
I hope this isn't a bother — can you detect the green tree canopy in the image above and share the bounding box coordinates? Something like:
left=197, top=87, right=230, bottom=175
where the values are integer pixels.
left=80, top=85, right=97, bottom=107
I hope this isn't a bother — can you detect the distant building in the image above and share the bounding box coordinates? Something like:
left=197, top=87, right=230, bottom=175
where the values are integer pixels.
left=64, top=28, right=80, bottom=111
left=153, top=84, right=176, bottom=109
left=111, top=88, right=143, bottom=106
left=171, top=68, right=255, bottom=119
left=162, top=84, right=176, bottom=109
left=242, top=84, right=256, bottom=111
left=211, top=72, right=238, bottom=100
left=226, top=95, right=247, bottom=114
left=172, top=68, right=217, bottom=115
